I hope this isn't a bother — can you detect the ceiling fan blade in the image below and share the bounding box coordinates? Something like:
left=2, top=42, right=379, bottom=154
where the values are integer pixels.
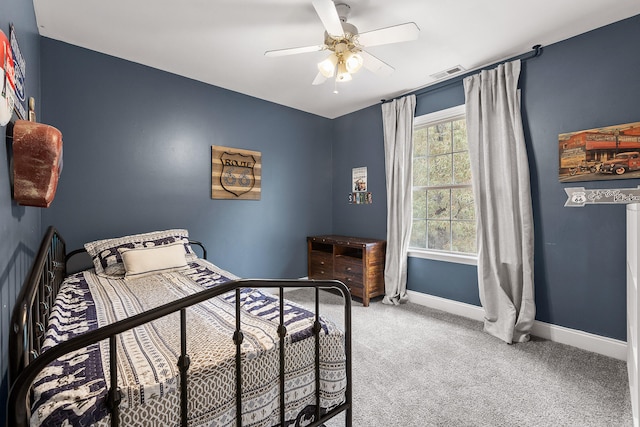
left=265, top=44, right=325, bottom=57
left=361, top=50, right=394, bottom=77
left=312, top=72, right=327, bottom=85
left=357, top=22, right=420, bottom=47
left=312, top=0, right=344, bottom=38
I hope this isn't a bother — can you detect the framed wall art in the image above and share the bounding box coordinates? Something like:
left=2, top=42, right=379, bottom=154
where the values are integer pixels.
left=211, top=146, right=261, bottom=200
left=349, top=166, right=372, bottom=204
left=559, top=121, right=640, bottom=183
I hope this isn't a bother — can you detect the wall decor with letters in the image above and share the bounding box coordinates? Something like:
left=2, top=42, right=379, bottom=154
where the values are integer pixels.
left=211, top=145, right=261, bottom=200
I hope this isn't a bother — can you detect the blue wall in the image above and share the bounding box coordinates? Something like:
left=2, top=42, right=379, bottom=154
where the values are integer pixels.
left=40, top=15, right=640, bottom=343
left=332, top=105, right=387, bottom=240
left=0, top=1, right=41, bottom=425
left=522, top=16, right=639, bottom=339
left=39, top=39, right=334, bottom=279
left=331, top=15, right=640, bottom=341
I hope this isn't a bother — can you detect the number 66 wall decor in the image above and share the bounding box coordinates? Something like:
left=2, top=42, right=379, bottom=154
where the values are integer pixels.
left=211, top=145, right=262, bottom=200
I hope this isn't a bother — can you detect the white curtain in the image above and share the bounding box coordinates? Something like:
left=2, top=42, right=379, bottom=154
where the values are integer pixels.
left=463, top=60, right=536, bottom=343
left=381, top=95, right=416, bottom=305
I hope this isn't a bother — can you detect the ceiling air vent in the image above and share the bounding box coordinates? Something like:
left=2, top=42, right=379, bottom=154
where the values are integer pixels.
left=430, top=65, right=466, bottom=80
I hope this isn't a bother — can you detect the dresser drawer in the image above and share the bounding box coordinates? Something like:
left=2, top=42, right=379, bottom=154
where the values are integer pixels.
left=334, top=256, right=363, bottom=288
left=309, top=251, right=333, bottom=278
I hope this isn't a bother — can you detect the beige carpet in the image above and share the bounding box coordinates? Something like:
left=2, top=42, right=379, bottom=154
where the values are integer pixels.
left=283, top=288, right=632, bottom=427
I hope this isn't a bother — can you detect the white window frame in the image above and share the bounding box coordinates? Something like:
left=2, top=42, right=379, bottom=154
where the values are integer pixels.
left=408, top=104, right=478, bottom=266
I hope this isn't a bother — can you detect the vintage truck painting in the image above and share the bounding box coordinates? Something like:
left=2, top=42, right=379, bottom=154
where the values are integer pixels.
left=559, top=122, right=640, bottom=182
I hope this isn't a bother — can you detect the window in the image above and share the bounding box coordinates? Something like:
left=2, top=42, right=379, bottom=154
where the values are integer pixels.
left=409, top=105, right=477, bottom=264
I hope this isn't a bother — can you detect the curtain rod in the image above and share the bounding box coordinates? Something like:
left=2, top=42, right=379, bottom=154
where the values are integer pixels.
left=381, top=44, right=543, bottom=104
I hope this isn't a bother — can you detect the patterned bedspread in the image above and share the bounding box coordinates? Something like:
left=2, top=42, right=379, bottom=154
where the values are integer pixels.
left=31, top=259, right=346, bottom=427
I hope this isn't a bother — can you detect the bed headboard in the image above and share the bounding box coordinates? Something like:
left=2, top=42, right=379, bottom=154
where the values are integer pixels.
left=8, top=229, right=208, bottom=382
left=9, top=226, right=66, bottom=384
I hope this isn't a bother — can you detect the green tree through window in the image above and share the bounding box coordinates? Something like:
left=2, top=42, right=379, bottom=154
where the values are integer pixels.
left=411, top=107, right=476, bottom=255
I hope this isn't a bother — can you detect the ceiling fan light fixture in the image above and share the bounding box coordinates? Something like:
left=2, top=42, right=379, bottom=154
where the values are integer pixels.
left=344, top=50, right=363, bottom=73
left=267, top=1, right=420, bottom=88
left=318, top=53, right=339, bottom=78
left=336, top=61, right=352, bottom=82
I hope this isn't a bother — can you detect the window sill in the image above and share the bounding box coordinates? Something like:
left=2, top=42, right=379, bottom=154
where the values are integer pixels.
left=408, top=249, right=477, bottom=266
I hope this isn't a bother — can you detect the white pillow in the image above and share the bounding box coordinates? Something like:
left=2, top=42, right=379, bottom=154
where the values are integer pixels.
left=119, top=243, right=188, bottom=279
left=84, top=229, right=196, bottom=277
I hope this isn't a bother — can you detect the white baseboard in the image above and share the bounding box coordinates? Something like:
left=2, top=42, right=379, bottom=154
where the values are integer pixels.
left=407, top=290, right=627, bottom=361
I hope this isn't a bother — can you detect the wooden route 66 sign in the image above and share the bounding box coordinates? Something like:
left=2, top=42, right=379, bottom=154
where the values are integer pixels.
left=212, top=146, right=261, bottom=200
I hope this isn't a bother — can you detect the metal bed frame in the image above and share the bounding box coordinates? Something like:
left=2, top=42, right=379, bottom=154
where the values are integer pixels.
left=7, top=226, right=352, bottom=427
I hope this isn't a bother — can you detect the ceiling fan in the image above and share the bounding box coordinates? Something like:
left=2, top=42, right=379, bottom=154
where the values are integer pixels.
left=265, top=0, right=420, bottom=88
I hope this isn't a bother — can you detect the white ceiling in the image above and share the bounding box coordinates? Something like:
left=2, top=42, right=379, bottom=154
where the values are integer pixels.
left=33, top=0, right=640, bottom=119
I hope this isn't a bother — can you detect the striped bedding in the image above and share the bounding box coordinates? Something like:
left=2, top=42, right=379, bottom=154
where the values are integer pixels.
left=31, top=259, right=346, bottom=426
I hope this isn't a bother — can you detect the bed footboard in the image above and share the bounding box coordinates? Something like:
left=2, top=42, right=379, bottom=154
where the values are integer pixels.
left=7, top=227, right=353, bottom=427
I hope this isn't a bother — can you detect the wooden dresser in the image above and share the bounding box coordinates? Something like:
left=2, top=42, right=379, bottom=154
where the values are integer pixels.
left=307, top=235, right=386, bottom=307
